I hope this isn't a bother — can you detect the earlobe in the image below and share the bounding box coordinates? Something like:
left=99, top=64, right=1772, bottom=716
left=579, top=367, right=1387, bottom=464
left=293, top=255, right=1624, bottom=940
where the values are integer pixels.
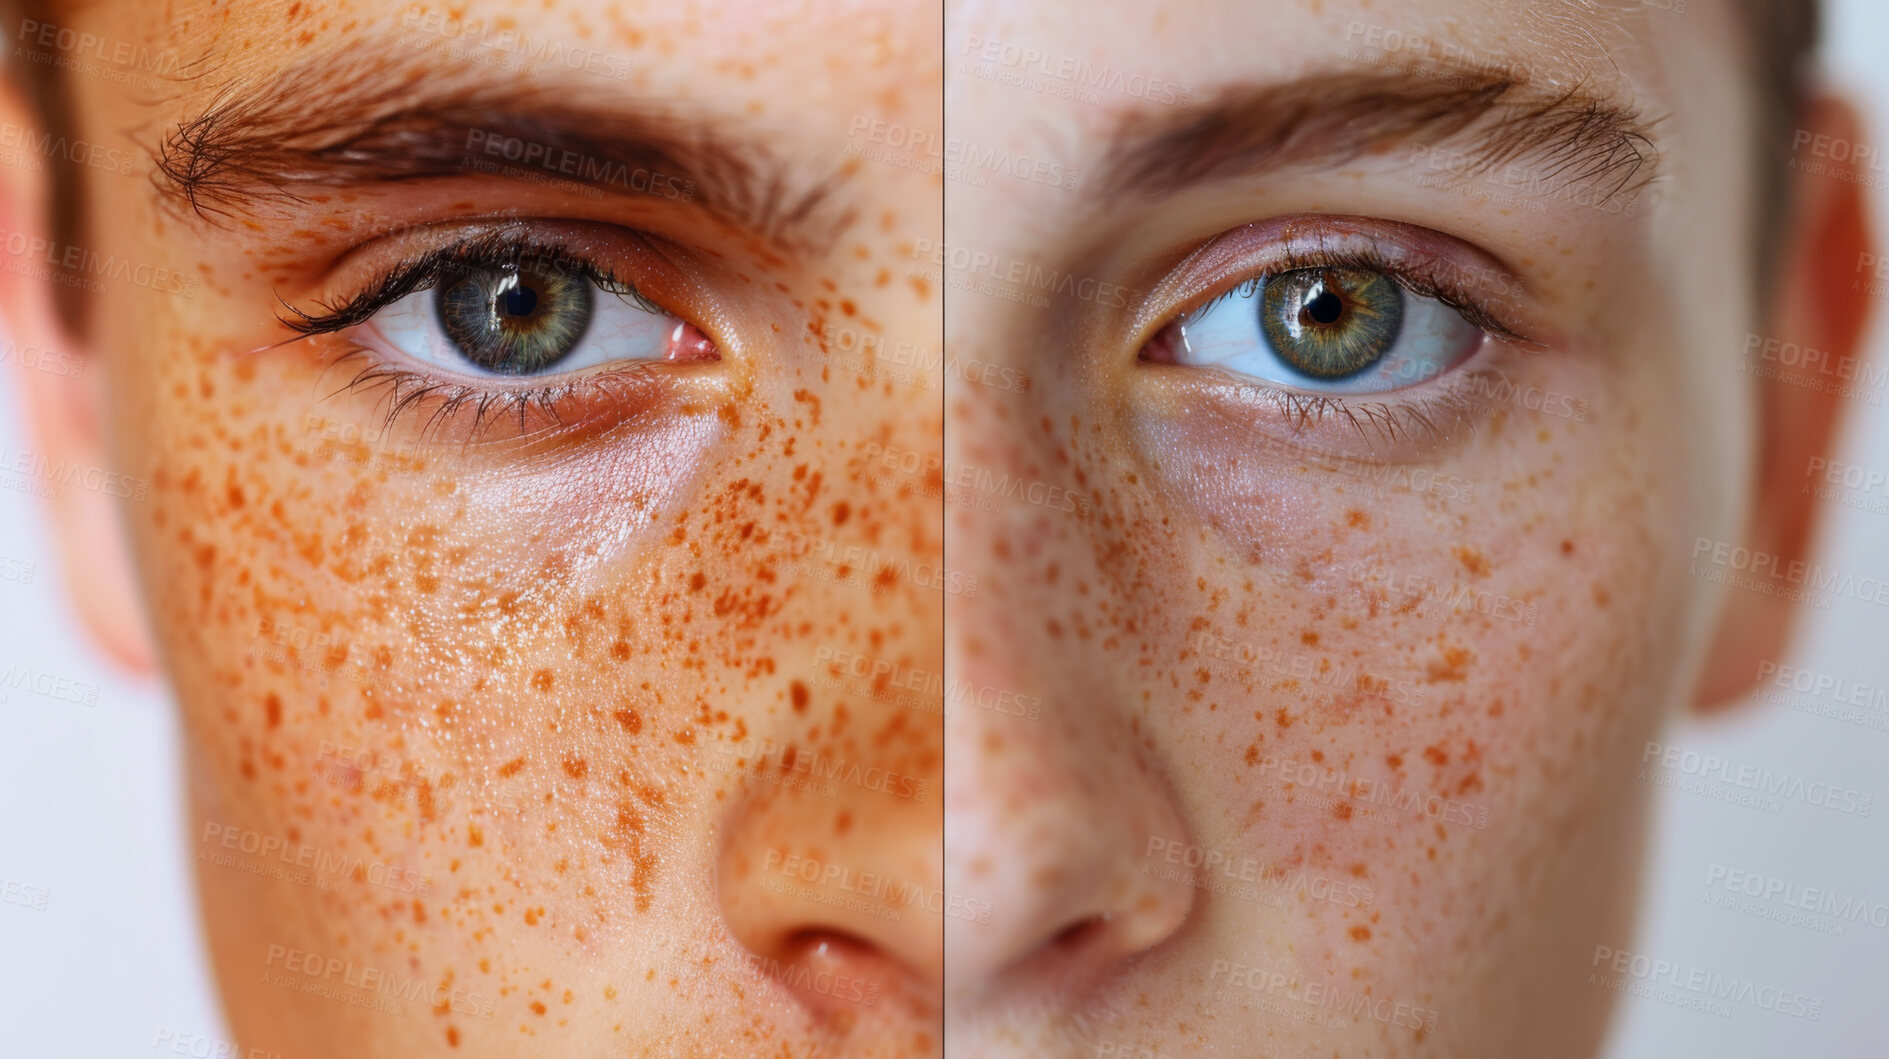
left=0, top=81, right=156, bottom=676
left=1693, top=94, right=1876, bottom=712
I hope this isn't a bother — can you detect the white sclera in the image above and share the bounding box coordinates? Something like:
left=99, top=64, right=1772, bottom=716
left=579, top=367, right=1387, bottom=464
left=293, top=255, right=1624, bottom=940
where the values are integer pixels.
left=1174, top=276, right=1483, bottom=394
left=361, top=280, right=677, bottom=378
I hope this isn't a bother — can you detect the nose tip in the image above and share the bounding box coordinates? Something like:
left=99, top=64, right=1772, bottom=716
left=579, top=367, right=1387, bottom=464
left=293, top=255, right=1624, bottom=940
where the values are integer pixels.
left=945, top=828, right=1195, bottom=1006
left=717, top=783, right=943, bottom=1025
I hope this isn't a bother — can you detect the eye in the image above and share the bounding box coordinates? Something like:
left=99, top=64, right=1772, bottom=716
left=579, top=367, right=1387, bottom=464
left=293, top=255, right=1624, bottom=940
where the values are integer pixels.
left=357, top=254, right=716, bottom=380
left=1146, top=265, right=1484, bottom=394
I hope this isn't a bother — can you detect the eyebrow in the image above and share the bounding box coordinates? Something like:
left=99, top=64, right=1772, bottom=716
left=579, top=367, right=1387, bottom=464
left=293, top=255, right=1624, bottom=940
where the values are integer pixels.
left=1099, top=66, right=1661, bottom=204
left=152, top=50, right=854, bottom=247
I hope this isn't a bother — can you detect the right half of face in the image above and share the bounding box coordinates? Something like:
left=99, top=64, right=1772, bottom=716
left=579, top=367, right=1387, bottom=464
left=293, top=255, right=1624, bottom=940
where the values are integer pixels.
left=941, top=1, right=1760, bottom=1056
left=45, top=0, right=945, bottom=1056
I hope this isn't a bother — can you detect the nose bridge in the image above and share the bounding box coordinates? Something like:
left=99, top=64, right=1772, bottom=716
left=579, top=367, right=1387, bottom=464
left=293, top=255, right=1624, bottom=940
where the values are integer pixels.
left=943, top=363, right=1196, bottom=1007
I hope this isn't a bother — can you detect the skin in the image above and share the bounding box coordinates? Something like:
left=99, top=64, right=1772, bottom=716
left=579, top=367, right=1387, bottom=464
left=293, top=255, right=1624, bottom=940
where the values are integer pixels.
left=5, top=0, right=943, bottom=1056
left=943, top=1, right=1871, bottom=1057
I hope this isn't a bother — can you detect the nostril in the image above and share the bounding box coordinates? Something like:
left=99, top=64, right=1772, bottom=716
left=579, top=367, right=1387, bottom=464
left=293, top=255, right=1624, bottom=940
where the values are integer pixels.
left=756, top=929, right=899, bottom=1022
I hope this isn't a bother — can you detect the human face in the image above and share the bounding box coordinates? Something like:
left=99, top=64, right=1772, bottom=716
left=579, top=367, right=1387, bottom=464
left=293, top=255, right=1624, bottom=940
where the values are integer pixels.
left=31, top=0, right=944, bottom=1055
left=943, top=1, right=1766, bottom=1055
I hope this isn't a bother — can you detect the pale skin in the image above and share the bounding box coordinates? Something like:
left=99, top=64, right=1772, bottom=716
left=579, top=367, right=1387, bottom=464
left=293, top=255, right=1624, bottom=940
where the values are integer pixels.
left=6, top=1, right=943, bottom=1057
left=7, top=1, right=1873, bottom=1058
left=943, top=1, right=1871, bottom=1057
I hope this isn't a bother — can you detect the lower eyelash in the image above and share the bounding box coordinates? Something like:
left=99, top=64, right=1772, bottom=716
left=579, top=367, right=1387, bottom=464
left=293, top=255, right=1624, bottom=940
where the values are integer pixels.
left=317, top=343, right=660, bottom=445
left=1207, top=364, right=1493, bottom=455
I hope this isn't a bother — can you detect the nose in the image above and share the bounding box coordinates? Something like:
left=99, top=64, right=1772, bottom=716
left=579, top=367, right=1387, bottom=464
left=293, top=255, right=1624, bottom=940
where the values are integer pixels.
left=942, top=500, right=1196, bottom=1009
left=717, top=723, right=943, bottom=1023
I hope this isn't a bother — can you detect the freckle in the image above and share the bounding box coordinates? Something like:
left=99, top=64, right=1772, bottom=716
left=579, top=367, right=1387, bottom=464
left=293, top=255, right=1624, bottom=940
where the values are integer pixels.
left=839, top=299, right=857, bottom=316
left=1423, top=745, right=1449, bottom=766
left=1592, top=584, right=1611, bottom=607
left=614, top=708, right=642, bottom=733
left=531, top=1001, right=547, bottom=1015
left=835, top=811, right=852, bottom=835
left=1301, top=630, right=1318, bottom=646
left=467, top=824, right=483, bottom=848
left=413, top=900, right=426, bottom=924
left=1561, top=539, right=1575, bottom=556
left=446, top=1026, right=458, bottom=1047
left=1244, top=744, right=1259, bottom=765
left=1386, top=753, right=1402, bottom=769
left=499, top=758, right=526, bottom=777
left=525, top=907, right=543, bottom=926
left=263, top=693, right=281, bottom=728
left=831, top=501, right=850, bottom=526
left=1451, top=546, right=1490, bottom=576
left=1334, top=802, right=1353, bottom=822
left=531, top=669, right=554, bottom=692
left=790, top=681, right=809, bottom=713
left=1274, top=708, right=1292, bottom=728
left=1349, top=925, right=1371, bottom=941
left=1346, top=509, right=1369, bottom=529
left=563, top=758, right=588, bottom=779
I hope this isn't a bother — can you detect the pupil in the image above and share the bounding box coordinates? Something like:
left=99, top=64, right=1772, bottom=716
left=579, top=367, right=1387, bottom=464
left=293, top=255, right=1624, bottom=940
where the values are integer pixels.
left=500, top=283, right=538, bottom=318
left=1304, top=286, right=1344, bottom=325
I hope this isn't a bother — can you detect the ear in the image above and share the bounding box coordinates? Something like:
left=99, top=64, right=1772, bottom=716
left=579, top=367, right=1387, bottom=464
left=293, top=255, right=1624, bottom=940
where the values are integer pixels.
left=1693, top=94, right=1876, bottom=711
left=0, top=78, right=154, bottom=673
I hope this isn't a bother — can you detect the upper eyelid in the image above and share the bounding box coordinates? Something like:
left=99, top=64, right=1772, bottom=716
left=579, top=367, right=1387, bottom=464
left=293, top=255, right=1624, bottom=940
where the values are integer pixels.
left=275, top=228, right=672, bottom=338
left=1132, top=216, right=1545, bottom=349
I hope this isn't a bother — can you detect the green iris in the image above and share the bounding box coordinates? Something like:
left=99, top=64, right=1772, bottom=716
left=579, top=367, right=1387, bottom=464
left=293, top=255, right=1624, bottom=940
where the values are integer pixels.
left=1258, top=267, right=1405, bottom=380
left=437, top=262, right=595, bottom=375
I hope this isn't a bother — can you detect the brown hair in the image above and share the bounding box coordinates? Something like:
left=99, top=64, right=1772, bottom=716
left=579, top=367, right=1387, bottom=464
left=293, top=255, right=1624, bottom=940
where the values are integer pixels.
left=0, top=0, right=1826, bottom=329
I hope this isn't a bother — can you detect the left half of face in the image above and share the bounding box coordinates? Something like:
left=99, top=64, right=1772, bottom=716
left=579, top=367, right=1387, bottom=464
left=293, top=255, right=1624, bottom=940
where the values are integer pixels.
left=15, top=1, right=945, bottom=1055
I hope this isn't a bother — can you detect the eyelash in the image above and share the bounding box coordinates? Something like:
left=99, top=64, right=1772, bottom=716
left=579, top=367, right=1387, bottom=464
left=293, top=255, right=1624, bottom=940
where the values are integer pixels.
left=1146, top=229, right=1540, bottom=450
left=278, top=231, right=671, bottom=442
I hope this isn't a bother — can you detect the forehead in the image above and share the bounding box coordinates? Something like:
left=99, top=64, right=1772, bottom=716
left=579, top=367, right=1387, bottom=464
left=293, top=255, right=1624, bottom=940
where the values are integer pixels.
left=943, top=0, right=1739, bottom=122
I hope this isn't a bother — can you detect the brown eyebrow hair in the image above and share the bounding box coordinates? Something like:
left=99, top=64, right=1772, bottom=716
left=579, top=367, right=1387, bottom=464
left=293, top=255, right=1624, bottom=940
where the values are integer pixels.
left=150, top=50, right=855, bottom=248
left=1099, top=65, right=1661, bottom=205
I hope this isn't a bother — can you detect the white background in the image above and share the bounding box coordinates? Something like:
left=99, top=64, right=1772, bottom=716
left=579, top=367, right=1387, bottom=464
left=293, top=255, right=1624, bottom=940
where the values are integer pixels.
left=2, top=3, right=1889, bottom=1056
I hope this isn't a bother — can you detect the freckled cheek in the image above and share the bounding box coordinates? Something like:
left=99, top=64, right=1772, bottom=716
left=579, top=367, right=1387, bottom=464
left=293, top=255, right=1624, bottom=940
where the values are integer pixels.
left=1124, top=364, right=1682, bottom=883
